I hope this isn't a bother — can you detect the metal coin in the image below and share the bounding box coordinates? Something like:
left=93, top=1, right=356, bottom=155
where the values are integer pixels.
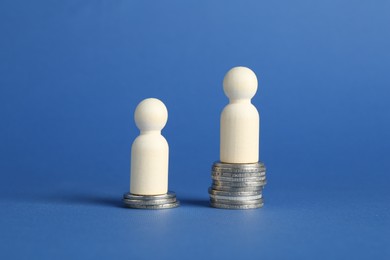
left=208, top=187, right=262, bottom=196
left=124, top=201, right=180, bottom=209
left=211, top=175, right=266, bottom=182
left=210, top=201, right=263, bottom=209
left=123, top=192, right=176, bottom=201
left=211, top=171, right=265, bottom=178
left=123, top=192, right=179, bottom=209
left=212, top=179, right=266, bottom=186
left=210, top=194, right=262, bottom=201
left=212, top=180, right=267, bottom=187
left=213, top=161, right=265, bottom=169
left=212, top=166, right=265, bottom=174
left=210, top=198, right=263, bottom=205
left=211, top=185, right=264, bottom=192
left=212, top=167, right=265, bottom=174
left=123, top=197, right=176, bottom=205
left=212, top=169, right=264, bottom=174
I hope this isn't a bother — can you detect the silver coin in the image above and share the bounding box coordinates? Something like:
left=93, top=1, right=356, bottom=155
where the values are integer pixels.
left=210, top=201, right=263, bottom=209
left=209, top=194, right=263, bottom=201
left=122, top=192, right=179, bottom=209
left=123, top=197, right=176, bottom=205
left=210, top=197, right=263, bottom=205
left=211, top=185, right=264, bottom=192
left=212, top=168, right=264, bottom=174
left=124, top=201, right=180, bottom=209
left=213, top=161, right=265, bottom=169
left=211, top=178, right=267, bottom=186
left=212, top=166, right=265, bottom=174
left=211, top=182, right=265, bottom=189
left=211, top=170, right=266, bottom=178
left=211, top=175, right=266, bottom=182
left=123, top=192, right=176, bottom=201
left=212, top=168, right=265, bottom=175
left=212, top=180, right=267, bottom=187
left=208, top=187, right=262, bottom=196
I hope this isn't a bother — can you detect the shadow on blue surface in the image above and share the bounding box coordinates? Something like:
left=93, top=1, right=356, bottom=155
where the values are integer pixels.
left=1, top=189, right=213, bottom=209
left=48, top=193, right=124, bottom=208
left=179, top=197, right=209, bottom=208
left=0, top=191, right=123, bottom=208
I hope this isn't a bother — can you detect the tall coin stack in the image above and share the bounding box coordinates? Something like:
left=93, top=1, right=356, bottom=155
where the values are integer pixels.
left=209, top=162, right=266, bottom=209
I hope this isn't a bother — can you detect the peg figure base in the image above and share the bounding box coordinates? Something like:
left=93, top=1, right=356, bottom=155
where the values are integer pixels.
left=209, top=161, right=267, bottom=209
left=123, top=192, right=179, bottom=209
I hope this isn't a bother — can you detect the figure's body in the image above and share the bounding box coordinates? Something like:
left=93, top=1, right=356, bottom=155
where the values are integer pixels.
left=130, top=98, right=169, bottom=195
left=220, top=67, right=260, bottom=163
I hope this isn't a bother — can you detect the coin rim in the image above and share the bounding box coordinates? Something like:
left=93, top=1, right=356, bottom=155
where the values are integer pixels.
left=211, top=185, right=264, bottom=191
left=209, top=194, right=263, bottom=201
left=213, top=179, right=266, bottom=185
left=123, top=197, right=176, bottom=205
left=124, top=201, right=180, bottom=209
left=210, top=201, right=263, bottom=209
left=213, top=161, right=265, bottom=169
left=211, top=171, right=266, bottom=178
left=211, top=175, right=266, bottom=182
left=210, top=198, right=263, bottom=205
left=208, top=187, right=262, bottom=196
left=123, top=192, right=176, bottom=200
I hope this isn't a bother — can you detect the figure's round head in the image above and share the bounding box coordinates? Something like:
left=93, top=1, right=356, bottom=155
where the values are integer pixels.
left=223, top=66, right=258, bottom=101
left=134, top=98, right=168, bottom=132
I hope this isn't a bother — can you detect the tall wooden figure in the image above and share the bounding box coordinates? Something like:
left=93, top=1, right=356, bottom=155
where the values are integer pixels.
left=209, top=67, right=267, bottom=209
left=221, top=67, right=259, bottom=163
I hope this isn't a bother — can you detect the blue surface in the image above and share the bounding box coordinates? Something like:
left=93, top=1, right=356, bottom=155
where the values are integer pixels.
left=0, top=0, right=389, bottom=259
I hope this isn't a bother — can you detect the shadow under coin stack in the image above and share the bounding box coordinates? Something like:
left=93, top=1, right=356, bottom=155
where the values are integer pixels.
left=209, top=162, right=266, bottom=209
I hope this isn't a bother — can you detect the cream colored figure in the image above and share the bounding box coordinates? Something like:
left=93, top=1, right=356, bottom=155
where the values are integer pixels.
left=220, top=67, right=259, bottom=163
left=130, top=98, right=169, bottom=195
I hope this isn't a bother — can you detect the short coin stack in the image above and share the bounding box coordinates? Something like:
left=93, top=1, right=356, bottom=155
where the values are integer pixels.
left=209, top=162, right=266, bottom=209
left=123, top=192, right=179, bottom=209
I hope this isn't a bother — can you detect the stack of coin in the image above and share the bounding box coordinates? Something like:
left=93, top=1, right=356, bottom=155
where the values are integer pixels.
left=123, top=192, right=179, bottom=209
left=209, top=162, right=266, bottom=209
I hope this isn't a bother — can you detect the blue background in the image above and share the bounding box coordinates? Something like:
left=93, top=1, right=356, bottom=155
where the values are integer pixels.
left=0, top=0, right=389, bottom=259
